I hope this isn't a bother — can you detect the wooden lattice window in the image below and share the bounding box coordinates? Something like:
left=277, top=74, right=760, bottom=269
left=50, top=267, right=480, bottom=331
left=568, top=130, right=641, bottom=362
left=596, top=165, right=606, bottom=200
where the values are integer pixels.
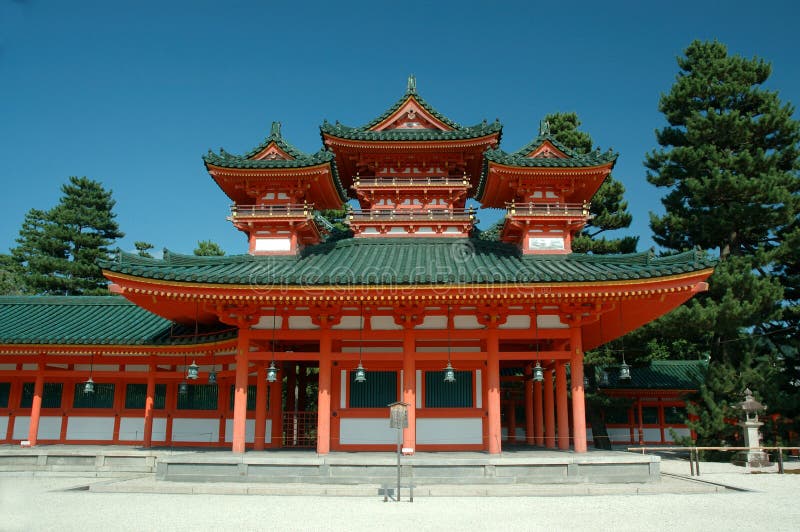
left=424, top=371, right=473, bottom=408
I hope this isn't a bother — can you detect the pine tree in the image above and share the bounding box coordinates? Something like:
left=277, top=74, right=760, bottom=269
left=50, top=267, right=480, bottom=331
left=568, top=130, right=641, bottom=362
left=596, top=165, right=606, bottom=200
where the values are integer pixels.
left=545, top=112, right=637, bottom=254
left=645, top=40, right=800, bottom=445
left=194, top=240, right=225, bottom=256
left=12, top=177, right=124, bottom=295
left=134, top=241, right=155, bottom=258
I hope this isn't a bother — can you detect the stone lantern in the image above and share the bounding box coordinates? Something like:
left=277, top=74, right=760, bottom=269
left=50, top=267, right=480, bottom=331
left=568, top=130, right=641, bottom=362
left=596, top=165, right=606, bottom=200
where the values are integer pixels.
left=734, top=388, right=770, bottom=468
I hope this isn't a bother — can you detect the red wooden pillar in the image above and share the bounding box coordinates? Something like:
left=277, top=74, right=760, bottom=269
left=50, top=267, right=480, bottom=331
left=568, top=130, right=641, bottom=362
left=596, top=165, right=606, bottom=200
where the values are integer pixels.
left=570, top=327, right=587, bottom=453
left=270, top=377, right=283, bottom=447
left=231, top=328, right=251, bottom=454
left=317, top=325, right=332, bottom=454
left=556, top=361, right=569, bottom=450
left=402, top=324, right=416, bottom=451
left=506, top=399, right=516, bottom=443
left=254, top=363, right=267, bottom=451
left=524, top=363, right=534, bottom=445
left=544, top=366, right=556, bottom=449
left=533, top=378, right=544, bottom=446
left=6, top=381, right=21, bottom=442
left=487, top=326, right=501, bottom=454
left=27, top=365, right=44, bottom=446
left=143, top=364, right=156, bottom=448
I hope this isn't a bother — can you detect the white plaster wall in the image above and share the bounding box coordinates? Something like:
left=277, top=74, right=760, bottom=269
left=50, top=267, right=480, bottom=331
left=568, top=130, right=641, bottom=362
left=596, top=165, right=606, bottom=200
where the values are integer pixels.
left=151, top=418, right=167, bottom=442
left=13, top=416, right=61, bottom=440
left=607, top=428, right=632, bottom=443
left=339, top=418, right=396, bottom=445
left=224, top=418, right=269, bottom=444
left=255, top=238, right=291, bottom=252
left=119, top=417, right=145, bottom=441
left=643, top=428, right=662, bottom=442
left=499, top=315, right=530, bottom=329
left=0, top=415, right=8, bottom=438
left=475, top=370, right=482, bottom=408
left=66, top=417, right=114, bottom=440
left=171, top=418, right=219, bottom=443
left=416, top=417, right=483, bottom=445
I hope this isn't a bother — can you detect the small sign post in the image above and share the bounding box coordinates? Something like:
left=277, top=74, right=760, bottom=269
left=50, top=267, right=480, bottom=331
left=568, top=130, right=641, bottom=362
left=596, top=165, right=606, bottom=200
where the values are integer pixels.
left=388, top=402, right=408, bottom=502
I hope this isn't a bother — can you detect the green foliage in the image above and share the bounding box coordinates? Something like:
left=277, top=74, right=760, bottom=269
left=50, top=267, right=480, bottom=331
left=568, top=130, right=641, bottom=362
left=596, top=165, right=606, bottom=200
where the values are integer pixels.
left=134, top=241, right=155, bottom=258
left=544, top=112, right=637, bottom=254
left=644, top=40, right=800, bottom=446
left=0, top=254, right=29, bottom=295
left=11, top=177, right=124, bottom=295
left=193, top=240, right=225, bottom=256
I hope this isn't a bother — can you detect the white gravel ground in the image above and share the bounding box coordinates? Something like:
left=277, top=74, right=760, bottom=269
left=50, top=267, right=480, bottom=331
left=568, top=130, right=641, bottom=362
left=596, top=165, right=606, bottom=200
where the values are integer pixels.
left=1, top=459, right=799, bottom=532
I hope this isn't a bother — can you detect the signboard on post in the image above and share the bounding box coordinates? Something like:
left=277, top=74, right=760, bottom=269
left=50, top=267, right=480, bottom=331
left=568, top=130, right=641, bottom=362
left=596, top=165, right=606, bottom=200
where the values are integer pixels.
left=388, top=402, right=410, bottom=502
left=389, top=401, right=408, bottom=429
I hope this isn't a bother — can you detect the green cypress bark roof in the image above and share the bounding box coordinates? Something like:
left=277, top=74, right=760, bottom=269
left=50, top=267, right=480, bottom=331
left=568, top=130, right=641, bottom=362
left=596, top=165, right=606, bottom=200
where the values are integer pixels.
left=0, top=296, right=236, bottom=346
left=99, top=239, right=716, bottom=286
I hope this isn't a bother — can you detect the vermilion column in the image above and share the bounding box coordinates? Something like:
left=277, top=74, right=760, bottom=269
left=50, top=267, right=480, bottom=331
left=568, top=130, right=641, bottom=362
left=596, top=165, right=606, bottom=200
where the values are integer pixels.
left=143, top=365, right=156, bottom=448
left=570, top=327, right=587, bottom=453
left=27, top=366, right=44, bottom=446
left=534, top=378, right=544, bottom=446
left=316, top=326, right=332, bottom=454
left=556, top=361, right=569, bottom=450
left=270, top=373, right=283, bottom=446
left=544, top=367, right=556, bottom=449
left=524, top=363, right=534, bottom=445
left=254, top=364, right=267, bottom=451
left=231, top=328, right=251, bottom=454
left=402, top=324, right=416, bottom=451
left=487, top=327, right=501, bottom=454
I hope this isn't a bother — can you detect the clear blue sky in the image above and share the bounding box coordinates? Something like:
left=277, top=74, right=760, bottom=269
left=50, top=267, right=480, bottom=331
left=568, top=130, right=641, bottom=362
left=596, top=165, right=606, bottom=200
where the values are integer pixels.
left=2, top=0, right=798, bottom=256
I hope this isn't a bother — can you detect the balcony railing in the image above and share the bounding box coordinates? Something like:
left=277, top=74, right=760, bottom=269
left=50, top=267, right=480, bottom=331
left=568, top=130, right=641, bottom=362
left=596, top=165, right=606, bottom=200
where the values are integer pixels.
left=229, top=203, right=315, bottom=219
left=348, top=207, right=475, bottom=222
left=506, top=201, right=589, bottom=218
left=353, top=175, right=471, bottom=188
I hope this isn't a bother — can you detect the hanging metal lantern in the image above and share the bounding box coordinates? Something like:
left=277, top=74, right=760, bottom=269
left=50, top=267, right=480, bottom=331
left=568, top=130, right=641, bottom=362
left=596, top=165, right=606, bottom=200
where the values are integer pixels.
left=619, top=360, right=631, bottom=380
left=208, top=368, right=217, bottom=385
left=187, top=360, right=199, bottom=380
left=533, top=361, right=544, bottom=382
left=178, top=381, right=189, bottom=395
left=266, top=361, right=279, bottom=383
left=354, top=363, right=366, bottom=383
left=83, top=377, right=95, bottom=394
left=443, top=362, right=456, bottom=383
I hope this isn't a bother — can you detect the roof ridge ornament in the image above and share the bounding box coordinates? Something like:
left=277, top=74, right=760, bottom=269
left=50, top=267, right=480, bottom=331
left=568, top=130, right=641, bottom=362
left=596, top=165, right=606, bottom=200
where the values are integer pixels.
left=407, top=74, right=417, bottom=94
left=539, top=120, right=550, bottom=136
left=270, top=121, right=282, bottom=138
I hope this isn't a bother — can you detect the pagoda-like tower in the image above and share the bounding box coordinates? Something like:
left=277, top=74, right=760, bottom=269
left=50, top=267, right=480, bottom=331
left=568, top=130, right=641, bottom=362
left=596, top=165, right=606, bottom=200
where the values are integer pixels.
left=321, top=76, right=501, bottom=237
left=477, top=123, right=616, bottom=254
left=203, top=122, right=346, bottom=254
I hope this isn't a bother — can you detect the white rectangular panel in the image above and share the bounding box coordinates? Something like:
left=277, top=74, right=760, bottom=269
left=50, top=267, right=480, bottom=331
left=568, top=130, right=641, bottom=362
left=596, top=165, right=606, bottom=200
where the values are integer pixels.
left=339, top=417, right=396, bottom=445
left=416, top=417, right=482, bottom=445
left=66, top=416, right=114, bottom=440
left=171, top=418, right=219, bottom=443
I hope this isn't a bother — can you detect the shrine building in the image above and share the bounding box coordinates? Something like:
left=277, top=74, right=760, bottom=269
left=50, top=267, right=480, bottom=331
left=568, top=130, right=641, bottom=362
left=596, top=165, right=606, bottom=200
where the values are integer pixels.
left=0, top=78, right=715, bottom=454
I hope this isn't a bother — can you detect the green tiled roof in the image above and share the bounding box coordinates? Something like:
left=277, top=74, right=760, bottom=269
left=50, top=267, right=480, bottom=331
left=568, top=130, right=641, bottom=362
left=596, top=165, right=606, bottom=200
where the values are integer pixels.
left=601, top=360, right=707, bottom=390
left=100, top=239, right=715, bottom=286
left=320, top=119, right=502, bottom=142
left=475, top=135, right=618, bottom=200
left=320, top=85, right=502, bottom=142
left=0, top=296, right=236, bottom=346
left=202, top=121, right=347, bottom=202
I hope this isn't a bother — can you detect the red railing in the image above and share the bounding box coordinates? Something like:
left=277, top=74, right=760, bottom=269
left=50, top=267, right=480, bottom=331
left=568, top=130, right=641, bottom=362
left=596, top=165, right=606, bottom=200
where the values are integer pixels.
left=348, top=208, right=475, bottom=222
left=506, top=201, right=589, bottom=217
left=353, top=176, right=471, bottom=187
left=230, top=203, right=315, bottom=219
